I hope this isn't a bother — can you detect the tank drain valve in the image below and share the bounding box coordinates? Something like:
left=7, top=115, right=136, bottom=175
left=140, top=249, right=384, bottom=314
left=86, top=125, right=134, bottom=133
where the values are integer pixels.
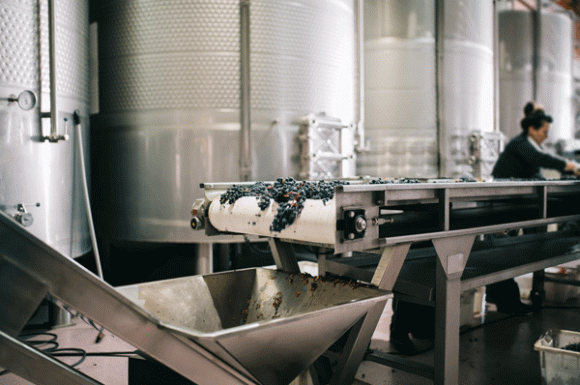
left=1, top=90, right=37, bottom=111
left=13, top=203, right=40, bottom=227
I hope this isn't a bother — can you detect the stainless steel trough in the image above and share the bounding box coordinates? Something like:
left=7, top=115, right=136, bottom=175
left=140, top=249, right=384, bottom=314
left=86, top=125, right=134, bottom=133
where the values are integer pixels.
left=117, top=268, right=389, bottom=385
left=0, top=210, right=389, bottom=385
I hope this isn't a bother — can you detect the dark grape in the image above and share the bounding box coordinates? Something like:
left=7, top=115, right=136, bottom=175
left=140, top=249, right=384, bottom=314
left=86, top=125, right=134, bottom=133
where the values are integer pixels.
left=219, top=178, right=350, bottom=232
left=562, top=342, right=580, bottom=352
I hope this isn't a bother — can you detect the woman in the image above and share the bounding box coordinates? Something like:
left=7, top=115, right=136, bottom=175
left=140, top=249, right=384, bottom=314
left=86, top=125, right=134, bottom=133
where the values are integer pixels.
left=487, top=102, right=580, bottom=315
left=492, top=102, right=579, bottom=179
left=390, top=103, right=580, bottom=355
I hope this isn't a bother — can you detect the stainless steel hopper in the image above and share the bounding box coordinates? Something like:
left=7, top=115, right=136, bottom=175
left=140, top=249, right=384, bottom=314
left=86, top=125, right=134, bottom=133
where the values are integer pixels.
left=0, top=210, right=389, bottom=385
left=117, top=268, right=389, bottom=385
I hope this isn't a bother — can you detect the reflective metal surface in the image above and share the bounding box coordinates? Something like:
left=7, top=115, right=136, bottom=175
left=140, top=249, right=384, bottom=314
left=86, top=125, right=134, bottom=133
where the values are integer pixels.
left=498, top=10, right=573, bottom=142
left=360, top=0, right=437, bottom=179
left=0, top=208, right=388, bottom=385
left=92, top=0, right=358, bottom=243
left=0, top=0, right=91, bottom=257
left=0, top=210, right=256, bottom=385
left=360, top=0, right=494, bottom=179
left=117, top=268, right=389, bottom=385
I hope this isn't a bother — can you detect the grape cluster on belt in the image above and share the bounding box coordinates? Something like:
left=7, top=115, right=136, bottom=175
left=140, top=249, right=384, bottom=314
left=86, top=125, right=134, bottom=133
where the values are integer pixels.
left=219, top=178, right=349, bottom=232
left=218, top=177, right=486, bottom=233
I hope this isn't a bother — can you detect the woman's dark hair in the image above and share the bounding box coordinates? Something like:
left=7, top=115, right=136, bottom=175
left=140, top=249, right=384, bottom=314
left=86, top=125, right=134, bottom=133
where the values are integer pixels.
left=520, top=101, right=553, bottom=132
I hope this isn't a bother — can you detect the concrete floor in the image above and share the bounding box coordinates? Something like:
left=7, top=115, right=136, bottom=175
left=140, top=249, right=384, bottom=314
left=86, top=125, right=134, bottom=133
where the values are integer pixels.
left=356, top=302, right=580, bottom=385
left=2, top=299, right=580, bottom=385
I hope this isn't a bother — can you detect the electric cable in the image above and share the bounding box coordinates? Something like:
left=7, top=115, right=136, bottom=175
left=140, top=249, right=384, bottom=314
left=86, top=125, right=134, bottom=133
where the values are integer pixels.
left=56, top=302, right=106, bottom=343
left=0, top=329, right=138, bottom=378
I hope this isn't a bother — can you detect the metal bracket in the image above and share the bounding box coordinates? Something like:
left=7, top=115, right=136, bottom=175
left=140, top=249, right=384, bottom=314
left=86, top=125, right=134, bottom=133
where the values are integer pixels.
left=299, top=113, right=352, bottom=180
left=432, top=235, right=475, bottom=280
left=268, top=238, right=301, bottom=274
left=468, top=130, right=504, bottom=180
left=339, top=209, right=367, bottom=241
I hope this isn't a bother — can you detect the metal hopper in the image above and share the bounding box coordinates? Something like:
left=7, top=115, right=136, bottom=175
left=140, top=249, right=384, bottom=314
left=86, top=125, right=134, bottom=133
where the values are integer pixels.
left=117, top=268, right=389, bottom=385
left=0, top=210, right=388, bottom=385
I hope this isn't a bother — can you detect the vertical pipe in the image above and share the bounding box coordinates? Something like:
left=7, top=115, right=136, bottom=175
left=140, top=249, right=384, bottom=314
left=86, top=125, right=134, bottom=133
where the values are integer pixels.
left=240, top=0, right=252, bottom=182
left=74, top=113, right=104, bottom=280
left=48, top=0, right=58, bottom=137
left=436, top=0, right=445, bottom=177
left=196, top=243, right=214, bottom=275
left=533, top=0, right=542, bottom=101
left=354, top=0, right=365, bottom=151
left=493, top=0, right=500, bottom=132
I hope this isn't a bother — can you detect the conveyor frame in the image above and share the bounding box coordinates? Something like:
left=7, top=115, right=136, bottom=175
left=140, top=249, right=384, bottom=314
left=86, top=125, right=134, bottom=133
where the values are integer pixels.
left=200, top=179, right=580, bottom=385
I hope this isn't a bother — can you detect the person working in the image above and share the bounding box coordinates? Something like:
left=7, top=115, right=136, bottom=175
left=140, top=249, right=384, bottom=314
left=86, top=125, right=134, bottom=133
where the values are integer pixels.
left=390, top=102, right=580, bottom=355
left=487, top=102, right=580, bottom=314
left=492, top=102, right=579, bottom=179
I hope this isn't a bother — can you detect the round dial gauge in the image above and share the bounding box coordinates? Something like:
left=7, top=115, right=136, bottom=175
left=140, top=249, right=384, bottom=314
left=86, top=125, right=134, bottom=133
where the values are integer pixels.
left=17, top=90, right=37, bottom=111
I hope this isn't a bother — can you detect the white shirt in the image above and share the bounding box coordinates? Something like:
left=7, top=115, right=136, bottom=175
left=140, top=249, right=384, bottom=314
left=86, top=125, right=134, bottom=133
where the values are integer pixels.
left=527, top=135, right=545, bottom=153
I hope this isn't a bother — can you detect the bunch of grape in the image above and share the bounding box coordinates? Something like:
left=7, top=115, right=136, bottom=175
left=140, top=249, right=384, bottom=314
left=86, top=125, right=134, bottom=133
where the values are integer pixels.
left=219, top=178, right=349, bottom=232
left=219, top=181, right=270, bottom=205
left=562, top=342, right=580, bottom=352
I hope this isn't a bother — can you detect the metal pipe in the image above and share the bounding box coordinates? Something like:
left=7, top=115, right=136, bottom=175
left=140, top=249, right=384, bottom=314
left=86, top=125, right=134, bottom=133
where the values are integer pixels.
left=48, top=0, right=58, bottom=138
left=74, top=112, right=104, bottom=280
left=533, top=0, right=542, bottom=100
left=493, top=0, right=500, bottom=132
left=354, top=0, right=366, bottom=152
left=435, top=0, right=445, bottom=177
left=196, top=243, right=213, bottom=275
left=239, top=0, right=252, bottom=182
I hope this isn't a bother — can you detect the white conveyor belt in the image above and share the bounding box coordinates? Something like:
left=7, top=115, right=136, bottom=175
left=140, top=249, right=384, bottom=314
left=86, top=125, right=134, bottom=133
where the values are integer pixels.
left=208, top=196, right=337, bottom=245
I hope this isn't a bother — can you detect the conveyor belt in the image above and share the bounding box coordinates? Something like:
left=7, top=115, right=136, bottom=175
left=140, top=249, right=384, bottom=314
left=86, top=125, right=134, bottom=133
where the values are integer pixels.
left=208, top=196, right=336, bottom=244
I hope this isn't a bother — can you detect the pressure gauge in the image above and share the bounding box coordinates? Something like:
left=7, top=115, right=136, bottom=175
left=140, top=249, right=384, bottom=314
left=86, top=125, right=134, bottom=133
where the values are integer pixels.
left=17, top=90, right=37, bottom=110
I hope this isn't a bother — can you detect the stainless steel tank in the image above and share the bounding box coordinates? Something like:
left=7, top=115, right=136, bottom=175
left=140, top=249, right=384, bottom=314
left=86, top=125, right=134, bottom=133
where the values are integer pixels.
left=0, top=0, right=91, bottom=257
left=439, top=0, right=495, bottom=178
left=359, top=0, right=437, bottom=179
left=359, top=0, right=494, bottom=179
left=498, top=10, right=573, bottom=142
left=92, top=0, right=358, bottom=244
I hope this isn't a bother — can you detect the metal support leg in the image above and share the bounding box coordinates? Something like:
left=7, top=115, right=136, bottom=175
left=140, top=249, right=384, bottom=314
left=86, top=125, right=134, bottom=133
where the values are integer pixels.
left=197, top=243, right=214, bottom=275
left=0, top=258, right=49, bottom=336
left=432, top=235, right=475, bottom=385
left=531, top=269, right=545, bottom=308
left=268, top=238, right=301, bottom=273
left=329, top=301, right=386, bottom=385
left=434, top=261, right=461, bottom=385
left=371, top=243, right=412, bottom=291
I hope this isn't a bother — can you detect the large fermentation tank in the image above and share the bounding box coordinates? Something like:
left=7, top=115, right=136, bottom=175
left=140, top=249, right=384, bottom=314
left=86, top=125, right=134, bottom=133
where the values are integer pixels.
left=439, top=0, right=495, bottom=178
left=498, top=10, right=573, bottom=142
left=0, top=0, right=91, bottom=257
left=359, top=0, right=494, bottom=179
left=91, top=0, right=358, bottom=244
left=360, top=0, right=437, bottom=179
